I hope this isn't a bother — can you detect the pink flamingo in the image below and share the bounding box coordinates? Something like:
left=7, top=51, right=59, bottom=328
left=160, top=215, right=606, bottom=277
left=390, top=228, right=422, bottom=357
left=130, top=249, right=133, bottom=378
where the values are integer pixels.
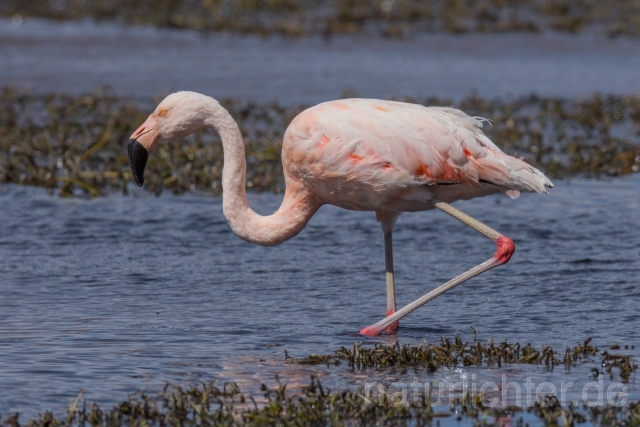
left=127, top=92, right=552, bottom=336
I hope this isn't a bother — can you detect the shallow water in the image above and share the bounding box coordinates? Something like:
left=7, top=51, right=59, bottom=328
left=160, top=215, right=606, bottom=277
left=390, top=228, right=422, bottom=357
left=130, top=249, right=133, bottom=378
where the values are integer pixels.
left=2, top=18, right=640, bottom=103
left=0, top=175, right=639, bottom=418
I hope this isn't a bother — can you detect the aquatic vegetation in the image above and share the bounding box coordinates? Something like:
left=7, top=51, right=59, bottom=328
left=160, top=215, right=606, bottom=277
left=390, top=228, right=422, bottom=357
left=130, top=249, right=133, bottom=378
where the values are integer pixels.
left=295, top=336, right=637, bottom=381
left=296, top=335, right=637, bottom=378
left=0, top=337, right=636, bottom=426
left=1, top=87, right=639, bottom=197
left=600, top=351, right=637, bottom=382
left=2, top=375, right=640, bottom=427
left=3, top=0, right=640, bottom=38
left=0, top=88, right=299, bottom=197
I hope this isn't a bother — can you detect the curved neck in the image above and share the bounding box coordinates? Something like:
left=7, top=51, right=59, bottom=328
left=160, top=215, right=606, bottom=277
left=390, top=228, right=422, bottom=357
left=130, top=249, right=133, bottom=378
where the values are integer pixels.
left=204, top=98, right=321, bottom=246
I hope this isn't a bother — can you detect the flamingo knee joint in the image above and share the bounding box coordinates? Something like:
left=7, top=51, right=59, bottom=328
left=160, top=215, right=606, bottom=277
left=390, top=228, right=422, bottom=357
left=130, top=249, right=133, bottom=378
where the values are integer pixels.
left=494, top=236, right=515, bottom=265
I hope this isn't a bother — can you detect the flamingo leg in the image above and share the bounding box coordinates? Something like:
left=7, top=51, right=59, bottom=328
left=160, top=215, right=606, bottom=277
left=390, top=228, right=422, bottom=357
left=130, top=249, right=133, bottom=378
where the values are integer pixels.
left=360, top=200, right=515, bottom=336
left=383, top=231, right=399, bottom=334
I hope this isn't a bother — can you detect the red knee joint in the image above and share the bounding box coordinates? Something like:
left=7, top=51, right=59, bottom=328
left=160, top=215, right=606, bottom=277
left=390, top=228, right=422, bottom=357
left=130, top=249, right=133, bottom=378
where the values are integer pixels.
left=494, top=236, right=515, bottom=264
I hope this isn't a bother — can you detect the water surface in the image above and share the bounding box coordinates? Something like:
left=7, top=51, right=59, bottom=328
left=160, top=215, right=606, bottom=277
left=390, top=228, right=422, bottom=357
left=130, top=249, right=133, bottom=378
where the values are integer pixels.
left=2, top=18, right=640, bottom=103
left=0, top=176, right=638, bottom=417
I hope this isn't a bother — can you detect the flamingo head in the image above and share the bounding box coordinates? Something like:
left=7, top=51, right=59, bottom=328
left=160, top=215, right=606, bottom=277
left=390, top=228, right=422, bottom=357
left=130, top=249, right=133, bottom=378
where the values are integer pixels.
left=127, top=91, right=213, bottom=186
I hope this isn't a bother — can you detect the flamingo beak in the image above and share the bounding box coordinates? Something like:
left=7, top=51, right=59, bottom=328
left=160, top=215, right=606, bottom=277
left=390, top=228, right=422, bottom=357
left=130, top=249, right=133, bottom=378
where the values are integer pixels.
left=127, top=116, right=159, bottom=187
left=128, top=139, right=148, bottom=187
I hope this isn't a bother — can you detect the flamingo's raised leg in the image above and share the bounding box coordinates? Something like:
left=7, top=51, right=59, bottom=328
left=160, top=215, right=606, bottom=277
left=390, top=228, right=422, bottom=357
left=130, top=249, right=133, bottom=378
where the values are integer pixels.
left=361, top=200, right=515, bottom=336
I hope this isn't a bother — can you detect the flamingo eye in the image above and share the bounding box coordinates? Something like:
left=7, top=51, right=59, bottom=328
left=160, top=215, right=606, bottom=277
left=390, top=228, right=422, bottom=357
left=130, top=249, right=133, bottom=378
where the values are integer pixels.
left=158, top=108, right=168, bottom=117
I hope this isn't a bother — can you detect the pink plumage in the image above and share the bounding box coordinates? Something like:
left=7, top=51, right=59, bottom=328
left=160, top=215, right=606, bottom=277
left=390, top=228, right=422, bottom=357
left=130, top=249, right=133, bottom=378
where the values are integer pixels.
left=284, top=98, right=552, bottom=212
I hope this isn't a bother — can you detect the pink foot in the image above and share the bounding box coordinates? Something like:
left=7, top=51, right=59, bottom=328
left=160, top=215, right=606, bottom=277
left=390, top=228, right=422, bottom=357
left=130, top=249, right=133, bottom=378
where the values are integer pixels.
left=359, top=309, right=398, bottom=336
left=359, top=325, right=384, bottom=336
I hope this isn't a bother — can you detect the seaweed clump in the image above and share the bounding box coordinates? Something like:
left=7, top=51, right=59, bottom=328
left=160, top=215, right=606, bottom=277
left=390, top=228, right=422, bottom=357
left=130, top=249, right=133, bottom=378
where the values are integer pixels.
left=0, top=337, right=637, bottom=426
left=1, top=87, right=639, bottom=198
left=296, top=336, right=588, bottom=369
left=3, top=0, right=640, bottom=38
left=296, top=336, right=637, bottom=380
left=2, top=376, right=640, bottom=427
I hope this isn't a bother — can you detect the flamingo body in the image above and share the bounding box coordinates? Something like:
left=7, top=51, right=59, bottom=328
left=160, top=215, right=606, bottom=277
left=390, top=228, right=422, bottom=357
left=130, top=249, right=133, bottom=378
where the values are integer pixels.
left=126, top=92, right=553, bottom=335
left=283, top=99, right=551, bottom=213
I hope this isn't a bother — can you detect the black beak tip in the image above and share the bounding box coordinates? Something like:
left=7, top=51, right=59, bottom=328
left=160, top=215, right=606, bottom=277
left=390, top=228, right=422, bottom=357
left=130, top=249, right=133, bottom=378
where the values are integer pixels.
left=127, top=139, right=149, bottom=187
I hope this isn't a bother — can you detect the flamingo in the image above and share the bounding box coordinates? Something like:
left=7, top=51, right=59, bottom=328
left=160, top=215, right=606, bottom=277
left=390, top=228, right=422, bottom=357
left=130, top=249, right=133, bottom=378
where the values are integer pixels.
left=127, top=91, right=552, bottom=336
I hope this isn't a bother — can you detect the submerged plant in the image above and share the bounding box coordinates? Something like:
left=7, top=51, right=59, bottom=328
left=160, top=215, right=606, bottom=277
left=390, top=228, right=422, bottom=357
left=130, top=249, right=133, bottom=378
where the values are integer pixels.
left=0, top=336, right=637, bottom=426
left=294, top=336, right=636, bottom=381
left=2, top=374, right=640, bottom=427
left=1, top=88, right=639, bottom=197
left=297, top=337, right=578, bottom=369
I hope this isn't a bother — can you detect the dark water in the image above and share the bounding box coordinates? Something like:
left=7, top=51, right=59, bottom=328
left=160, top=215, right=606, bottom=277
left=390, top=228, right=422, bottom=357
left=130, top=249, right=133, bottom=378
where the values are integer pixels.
left=2, top=18, right=640, bottom=103
left=1, top=175, right=639, bottom=418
